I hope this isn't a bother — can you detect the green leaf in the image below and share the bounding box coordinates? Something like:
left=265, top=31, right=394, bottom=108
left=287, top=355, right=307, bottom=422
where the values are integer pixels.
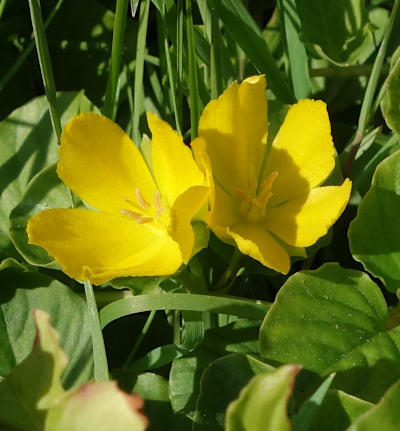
left=170, top=349, right=219, bottom=416
left=327, top=326, right=400, bottom=403
left=259, top=263, right=387, bottom=375
left=225, top=364, right=301, bottom=431
left=46, top=381, right=148, bottom=431
left=132, top=372, right=192, bottom=430
left=349, top=150, right=400, bottom=292
left=0, top=91, right=95, bottom=258
left=193, top=353, right=274, bottom=430
left=9, top=164, right=76, bottom=266
left=309, top=390, right=373, bottom=431
left=295, top=0, right=372, bottom=65
left=0, top=266, right=93, bottom=387
left=169, top=319, right=261, bottom=416
left=292, top=373, right=336, bottom=431
left=347, top=381, right=400, bottom=431
left=0, top=310, right=67, bottom=430
left=384, top=56, right=400, bottom=135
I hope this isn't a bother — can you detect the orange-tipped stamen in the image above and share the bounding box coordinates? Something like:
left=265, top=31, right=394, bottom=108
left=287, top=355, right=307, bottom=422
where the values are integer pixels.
left=154, top=190, right=166, bottom=218
left=135, top=189, right=151, bottom=209
left=121, top=209, right=153, bottom=224
left=232, top=187, right=249, bottom=203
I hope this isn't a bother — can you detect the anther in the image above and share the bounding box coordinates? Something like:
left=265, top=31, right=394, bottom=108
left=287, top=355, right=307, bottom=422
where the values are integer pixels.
left=232, top=187, right=249, bottom=203
left=135, top=189, right=151, bottom=209
left=154, top=190, right=166, bottom=218
left=121, top=209, right=153, bottom=224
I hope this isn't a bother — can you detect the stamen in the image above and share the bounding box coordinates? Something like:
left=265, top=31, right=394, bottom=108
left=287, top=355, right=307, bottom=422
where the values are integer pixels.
left=262, top=171, right=279, bottom=191
left=135, top=189, right=151, bottom=209
left=121, top=209, right=153, bottom=224
left=251, top=198, right=261, bottom=207
left=154, top=190, right=166, bottom=218
left=232, top=187, right=249, bottom=203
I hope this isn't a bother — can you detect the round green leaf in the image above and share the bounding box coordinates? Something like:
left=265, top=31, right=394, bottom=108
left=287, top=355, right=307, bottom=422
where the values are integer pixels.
left=259, top=263, right=387, bottom=374
left=0, top=265, right=93, bottom=387
left=193, top=353, right=273, bottom=431
left=349, top=150, right=400, bottom=292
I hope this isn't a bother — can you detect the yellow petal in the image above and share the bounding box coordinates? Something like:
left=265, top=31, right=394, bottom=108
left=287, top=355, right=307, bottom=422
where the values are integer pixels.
left=265, top=179, right=352, bottom=247
left=168, top=185, right=209, bottom=262
left=147, top=112, right=204, bottom=208
left=27, top=209, right=182, bottom=284
left=264, top=99, right=335, bottom=206
left=198, top=75, right=267, bottom=193
left=227, top=223, right=290, bottom=274
left=191, top=137, right=241, bottom=244
left=58, top=113, right=157, bottom=215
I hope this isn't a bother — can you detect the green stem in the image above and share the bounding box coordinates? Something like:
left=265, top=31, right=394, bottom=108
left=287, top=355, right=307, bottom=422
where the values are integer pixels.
left=0, top=0, right=8, bottom=19
left=209, top=8, right=222, bottom=99
left=343, top=0, right=400, bottom=177
left=176, top=0, right=184, bottom=127
left=123, top=309, right=156, bottom=369
left=28, top=0, right=62, bottom=142
left=132, top=0, right=151, bottom=145
left=186, top=0, right=200, bottom=139
left=103, top=0, right=130, bottom=120
left=173, top=310, right=181, bottom=344
left=212, top=249, right=243, bottom=291
left=160, top=2, right=181, bottom=134
left=0, top=0, right=65, bottom=92
left=84, top=281, right=109, bottom=381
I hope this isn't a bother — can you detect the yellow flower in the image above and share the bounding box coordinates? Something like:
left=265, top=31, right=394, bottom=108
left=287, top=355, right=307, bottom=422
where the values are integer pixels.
left=192, top=75, right=351, bottom=274
left=27, top=112, right=209, bottom=285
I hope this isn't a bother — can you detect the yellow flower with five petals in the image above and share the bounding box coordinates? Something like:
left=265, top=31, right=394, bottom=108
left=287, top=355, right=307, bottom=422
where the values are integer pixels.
left=27, top=112, right=209, bottom=285
left=192, top=75, right=351, bottom=273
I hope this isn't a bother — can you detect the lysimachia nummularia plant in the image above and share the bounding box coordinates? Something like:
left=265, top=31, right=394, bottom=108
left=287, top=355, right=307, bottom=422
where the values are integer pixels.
left=1, top=0, right=400, bottom=430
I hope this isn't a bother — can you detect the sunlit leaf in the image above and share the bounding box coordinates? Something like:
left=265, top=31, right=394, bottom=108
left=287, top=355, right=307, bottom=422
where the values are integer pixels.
left=225, top=364, right=300, bottom=431
left=349, top=150, right=400, bottom=292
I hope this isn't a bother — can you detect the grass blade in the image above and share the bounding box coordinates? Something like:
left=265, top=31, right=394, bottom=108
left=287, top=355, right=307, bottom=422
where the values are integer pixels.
left=278, top=0, right=311, bottom=99
left=103, top=0, right=130, bottom=120
left=132, top=0, right=151, bottom=145
left=186, top=0, right=200, bottom=138
left=28, top=0, right=62, bottom=141
left=100, top=293, right=270, bottom=329
left=84, top=280, right=109, bottom=381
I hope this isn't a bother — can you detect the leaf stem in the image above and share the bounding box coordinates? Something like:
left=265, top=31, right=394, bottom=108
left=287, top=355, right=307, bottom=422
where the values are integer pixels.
left=84, top=280, right=109, bottom=381
left=103, top=0, right=130, bottom=120
left=212, top=248, right=243, bottom=291
left=123, top=309, right=156, bottom=369
left=343, top=0, right=400, bottom=177
left=28, top=0, right=62, bottom=142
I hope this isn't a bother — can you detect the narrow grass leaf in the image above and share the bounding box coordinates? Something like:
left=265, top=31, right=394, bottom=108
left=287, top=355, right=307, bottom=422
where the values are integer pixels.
left=28, top=0, right=62, bottom=141
left=103, top=0, right=130, bottom=120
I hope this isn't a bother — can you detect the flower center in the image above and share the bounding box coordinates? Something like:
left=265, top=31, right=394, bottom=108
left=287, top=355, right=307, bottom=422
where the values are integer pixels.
left=120, top=189, right=166, bottom=224
left=232, top=171, right=278, bottom=222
